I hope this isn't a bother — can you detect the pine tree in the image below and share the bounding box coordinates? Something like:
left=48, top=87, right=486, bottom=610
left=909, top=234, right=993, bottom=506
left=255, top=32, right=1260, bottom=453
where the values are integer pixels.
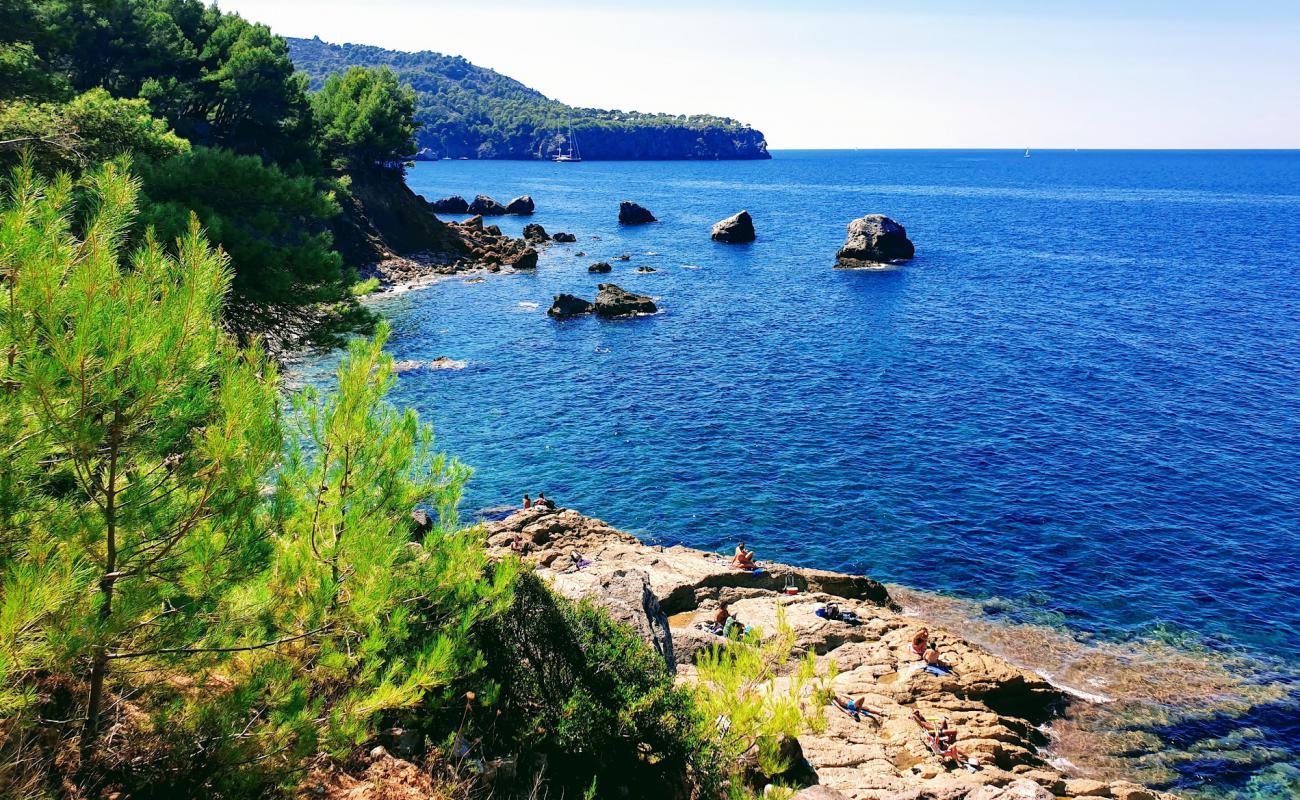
left=0, top=157, right=281, bottom=769
left=218, top=323, right=516, bottom=758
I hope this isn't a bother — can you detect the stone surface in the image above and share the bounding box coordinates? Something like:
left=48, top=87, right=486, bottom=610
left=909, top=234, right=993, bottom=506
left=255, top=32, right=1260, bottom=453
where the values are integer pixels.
left=468, top=194, right=507, bottom=215
left=618, top=201, right=657, bottom=224
left=587, top=569, right=675, bottom=672
left=835, top=215, right=915, bottom=267
left=428, top=357, right=467, bottom=370
left=552, top=231, right=577, bottom=243
left=483, top=506, right=1181, bottom=800
left=594, top=283, right=657, bottom=316
left=523, top=223, right=549, bottom=243
left=547, top=293, right=595, bottom=317
left=504, top=195, right=534, bottom=214
left=428, top=195, right=469, bottom=213
left=588, top=261, right=612, bottom=273
left=712, top=210, right=756, bottom=243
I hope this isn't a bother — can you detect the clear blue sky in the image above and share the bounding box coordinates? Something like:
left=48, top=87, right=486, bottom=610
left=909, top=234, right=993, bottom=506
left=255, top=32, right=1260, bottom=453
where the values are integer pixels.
left=219, top=0, right=1300, bottom=148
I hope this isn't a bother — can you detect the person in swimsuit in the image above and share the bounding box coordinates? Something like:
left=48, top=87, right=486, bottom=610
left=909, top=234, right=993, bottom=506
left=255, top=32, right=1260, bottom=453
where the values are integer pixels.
left=910, top=628, right=930, bottom=657
left=537, top=492, right=555, bottom=509
left=924, top=642, right=952, bottom=669
left=832, top=694, right=882, bottom=722
left=912, top=711, right=978, bottom=767
left=732, top=542, right=757, bottom=570
left=523, top=494, right=532, bottom=509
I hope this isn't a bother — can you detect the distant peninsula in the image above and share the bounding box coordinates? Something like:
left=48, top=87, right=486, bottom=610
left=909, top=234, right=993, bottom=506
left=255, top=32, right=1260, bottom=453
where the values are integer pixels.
left=287, top=37, right=771, bottom=161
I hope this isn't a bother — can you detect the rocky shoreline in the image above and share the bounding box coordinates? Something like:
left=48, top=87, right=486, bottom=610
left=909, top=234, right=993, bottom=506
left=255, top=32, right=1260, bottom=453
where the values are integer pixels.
left=485, top=506, right=1180, bottom=800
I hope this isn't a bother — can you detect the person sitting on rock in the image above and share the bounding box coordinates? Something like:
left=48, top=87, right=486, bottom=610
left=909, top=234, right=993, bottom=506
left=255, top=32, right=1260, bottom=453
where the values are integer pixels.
left=731, top=541, right=758, bottom=570
left=923, top=642, right=954, bottom=673
left=522, top=494, right=532, bottom=509
left=537, top=492, right=556, bottom=510
left=910, top=628, right=930, bottom=657
left=714, top=601, right=733, bottom=627
left=832, top=694, right=882, bottom=723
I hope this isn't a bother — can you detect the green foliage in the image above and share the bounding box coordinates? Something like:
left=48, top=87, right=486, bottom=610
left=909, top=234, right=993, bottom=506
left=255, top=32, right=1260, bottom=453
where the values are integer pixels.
left=0, top=88, right=190, bottom=173
left=2, top=0, right=313, bottom=163
left=135, top=146, right=373, bottom=347
left=350, top=276, right=381, bottom=296
left=0, top=159, right=282, bottom=772
left=312, top=66, right=417, bottom=170
left=694, top=609, right=832, bottom=786
left=0, top=162, right=515, bottom=796
left=225, top=323, right=517, bottom=757
left=471, top=572, right=720, bottom=799
left=0, top=1, right=380, bottom=347
left=287, top=37, right=770, bottom=160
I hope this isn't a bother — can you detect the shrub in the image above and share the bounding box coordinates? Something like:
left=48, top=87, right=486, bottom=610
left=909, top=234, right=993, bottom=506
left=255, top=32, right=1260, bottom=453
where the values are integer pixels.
left=467, top=572, right=721, bottom=799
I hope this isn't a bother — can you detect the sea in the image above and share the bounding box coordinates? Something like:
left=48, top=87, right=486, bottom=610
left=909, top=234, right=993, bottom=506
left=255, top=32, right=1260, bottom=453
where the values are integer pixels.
left=291, top=150, right=1300, bottom=798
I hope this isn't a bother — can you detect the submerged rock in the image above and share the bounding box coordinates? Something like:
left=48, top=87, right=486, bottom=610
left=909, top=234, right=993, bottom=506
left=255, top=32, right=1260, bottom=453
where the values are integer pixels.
left=594, top=283, right=657, bottom=316
left=522, top=223, right=550, bottom=243
left=636, top=266, right=657, bottom=273
left=547, top=293, right=594, bottom=317
left=552, top=231, right=577, bottom=243
left=588, top=262, right=612, bottom=273
left=611, top=253, right=632, bottom=261
left=504, top=195, right=535, bottom=214
left=711, top=210, right=756, bottom=243
left=468, top=194, right=507, bottom=215
left=618, top=201, right=657, bottom=225
left=428, top=356, right=467, bottom=370
left=835, top=214, right=915, bottom=267
left=428, top=195, right=469, bottom=213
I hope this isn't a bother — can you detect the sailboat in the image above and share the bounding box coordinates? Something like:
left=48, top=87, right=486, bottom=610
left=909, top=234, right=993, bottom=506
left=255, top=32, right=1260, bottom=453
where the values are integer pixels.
left=552, top=116, right=582, bottom=163
left=1023, top=147, right=1031, bottom=158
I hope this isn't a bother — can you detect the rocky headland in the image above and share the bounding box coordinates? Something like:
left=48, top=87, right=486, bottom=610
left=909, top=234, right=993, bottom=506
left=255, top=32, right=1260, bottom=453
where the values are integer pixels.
left=483, top=506, right=1181, bottom=800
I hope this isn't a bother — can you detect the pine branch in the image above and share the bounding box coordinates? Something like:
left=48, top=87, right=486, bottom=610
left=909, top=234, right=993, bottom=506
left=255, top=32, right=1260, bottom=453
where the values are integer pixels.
left=106, top=625, right=331, bottom=660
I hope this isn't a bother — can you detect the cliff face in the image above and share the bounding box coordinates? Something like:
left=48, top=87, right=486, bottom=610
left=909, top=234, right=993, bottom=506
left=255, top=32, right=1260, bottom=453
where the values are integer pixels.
left=484, top=507, right=1182, bottom=800
left=287, top=37, right=771, bottom=161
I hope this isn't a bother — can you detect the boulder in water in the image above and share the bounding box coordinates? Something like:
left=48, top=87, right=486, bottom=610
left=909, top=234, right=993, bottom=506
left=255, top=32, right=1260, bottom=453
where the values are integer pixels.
left=468, top=194, right=507, bottom=215
left=429, top=195, right=469, bottom=214
left=595, top=283, right=657, bottom=316
left=548, top=293, right=594, bottom=317
left=588, top=262, right=612, bottom=273
left=835, top=214, right=914, bottom=267
left=711, top=210, right=756, bottom=243
left=523, top=223, right=550, bottom=243
left=552, top=231, right=577, bottom=243
left=507, top=247, right=539, bottom=270
left=618, top=201, right=657, bottom=225
left=504, top=195, right=535, bottom=214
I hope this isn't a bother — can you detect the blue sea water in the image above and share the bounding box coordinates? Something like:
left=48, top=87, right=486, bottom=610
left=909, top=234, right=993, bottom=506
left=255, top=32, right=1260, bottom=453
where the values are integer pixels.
left=297, top=150, right=1300, bottom=796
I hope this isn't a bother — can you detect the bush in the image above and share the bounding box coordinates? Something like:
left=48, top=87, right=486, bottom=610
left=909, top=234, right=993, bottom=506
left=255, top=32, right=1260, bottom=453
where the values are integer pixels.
left=136, top=146, right=375, bottom=347
left=467, top=572, right=721, bottom=799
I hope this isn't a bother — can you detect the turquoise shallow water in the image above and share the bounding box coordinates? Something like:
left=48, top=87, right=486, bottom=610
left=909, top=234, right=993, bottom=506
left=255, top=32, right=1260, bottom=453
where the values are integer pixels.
left=294, top=151, right=1300, bottom=796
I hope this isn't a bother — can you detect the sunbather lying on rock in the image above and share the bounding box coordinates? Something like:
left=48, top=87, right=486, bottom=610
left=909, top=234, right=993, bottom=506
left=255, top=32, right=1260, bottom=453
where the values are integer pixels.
left=911, top=710, right=980, bottom=770
left=831, top=694, right=882, bottom=723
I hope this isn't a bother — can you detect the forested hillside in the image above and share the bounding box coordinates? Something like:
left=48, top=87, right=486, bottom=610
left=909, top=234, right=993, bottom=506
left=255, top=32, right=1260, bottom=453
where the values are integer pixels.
left=287, top=36, right=772, bottom=160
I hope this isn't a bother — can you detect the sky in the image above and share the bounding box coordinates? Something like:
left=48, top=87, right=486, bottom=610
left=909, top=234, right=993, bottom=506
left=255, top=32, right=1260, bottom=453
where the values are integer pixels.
left=218, top=0, right=1300, bottom=149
